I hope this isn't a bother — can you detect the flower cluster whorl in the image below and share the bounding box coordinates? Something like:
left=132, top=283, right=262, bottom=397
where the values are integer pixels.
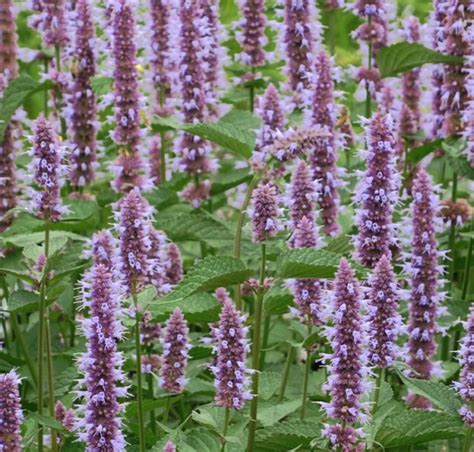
left=210, top=299, right=251, bottom=410
left=249, top=182, right=282, bottom=242
left=354, top=112, right=400, bottom=268
left=0, top=370, right=23, bottom=451
left=36, top=0, right=69, bottom=49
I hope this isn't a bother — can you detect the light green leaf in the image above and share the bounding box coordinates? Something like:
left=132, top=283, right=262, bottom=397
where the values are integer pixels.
left=8, top=290, right=40, bottom=314
left=219, top=109, right=261, bottom=130
left=259, top=372, right=282, bottom=400
left=276, top=248, right=341, bottom=279
left=407, top=138, right=444, bottom=164
left=377, top=43, right=464, bottom=78
left=258, top=399, right=302, bottom=427
left=3, top=231, right=86, bottom=248
left=28, top=412, right=68, bottom=435
left=90, top=76, right=113, bottom=95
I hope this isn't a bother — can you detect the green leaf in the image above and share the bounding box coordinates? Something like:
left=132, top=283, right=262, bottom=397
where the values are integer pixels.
left=366, top=400, right=402, bottom=449
left=407, top=138, right=444, bottom=164
left=2, top=231, right=86, bottom=248
left=263, top=287, right=293, bottom=315
left=90, top=76, right=113, bottom=95
left=255, top=419, right=322, bottom=451
left=8, top=290, right=40, bottom=314
left=28, top=412, right=68, bottom=435
left=376, top=408, right=465, bottom=447
left=211, top=167, right=252, bottom=195
left=219, top=109, right=261, bottom=130
left=276, top=248, right=341, bottom=279
left=397, top=372, right=463, bottom=417
left=259, top=372, right=282, bottom=400
left=157, top=256, right=252, bottom=304
left=377, top=43, right=464, bottom=78
left=258, top=399, right=302, bottom=427
left=126, top=396, right=182, bottom=417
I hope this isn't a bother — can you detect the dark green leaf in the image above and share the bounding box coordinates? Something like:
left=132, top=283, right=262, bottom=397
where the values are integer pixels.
left=276, top=248, right=341, bottom=279
left=8, top=290, right=40, bottom=314
left=28, top=412, right=68, bottom=435
left=407, top=139, right=444, bottom=164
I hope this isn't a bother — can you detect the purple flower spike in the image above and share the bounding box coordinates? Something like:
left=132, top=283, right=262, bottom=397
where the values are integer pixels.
left=164, top=441, right=177, bottom=452
left=0, top=370, right=23, bottom=451
left=30, top=117, right=65, bottom=222
left=249, top=182, right=282, bottom=242
left=116, top=188, right=154, bottom=294
left=406, top=169, right=443, bottom=406
left=399, top=16, right=422, bottom=139
left=454, top=304, right=474, bottom=427
left=367, top=255, right=402, bottom=368
left=159, top=308, right=191, bottom=394
left=140, top=311, right=161, bottom=347
left=77, top=263, right=127, bottom=451
left=465, top=47, right=474, bottom=166
left=111, top=0, right=145, bottom=192
left=354, top=112, right=399, bottom=268
left=0, top=0, right=19, bottom=234
left=68, top=0, right=98, bottom=188
left=321, top=258, right=367, bottom=451
left=281, top=0, right=320, bottom=107
left=309, top=51, right=340, bottom=236
left=210, top=299, right=251, bottom=410
left=441, top=0, right=471, bottom=137
left=55, top=401, right=75, bottom=431
left=165, top=243, right=183, bottom=285
left=236, top=0, right=267, bottom=67
left=37, top=0, right=69, bottom=48
left=148, top=228, right=173, bottom=295
left=85, top=230, right=117, bottom=271
left=289, top=277, right=322, bottom=326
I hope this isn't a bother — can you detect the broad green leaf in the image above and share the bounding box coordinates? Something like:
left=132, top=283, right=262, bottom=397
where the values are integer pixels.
left=0, top=267, right=34, bottom=284
left=8, top=290, right=40, bottom=314
left=263, top=287, right=293, bottom=315
left=407, top=138, right=444, bottom=164
left=443, top=140, right=474, bottom=179
left=397, top=372, right=462, bottom=417
left=257, top=399, right=302, bottom=427
left=376, top=408, right=465, bottom=447
left=220, top=108, right=261, bottom=130
left=255, top=419, right=322, bottom=451
left=366, top=400, right=402, bottom=449
left=211, top=167, right=252, bottom=195
left=90, top=76, right=113, bottom=95
left=276, top=248, right=341, bottom=279
left=157, top=256, right=252, bottom=303
left=259, top=372, right=282, bottom=400
left=28, top=412, right=68, bottom=435
left=126, top=396, right=182, bottom=417
left=2, top=231, right=86, bottom=248
left=377, top=43, right=464, bottom=78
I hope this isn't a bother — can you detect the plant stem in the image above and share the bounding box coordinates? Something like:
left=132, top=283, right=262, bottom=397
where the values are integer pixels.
left=300, top=324, right=313, bottom=420
left=37, top=222, right=50, bottom=452
left=372, top=368, right=385, bottom=414
left=462, top=220, right=473, bottom=301
left=45, top=318, right=58, bottom=452
left=249, top=86, right=255, bottom=113
left=234, top=175, right=259, bottom=310
left=163, top=396, right=172, bottom=424
left=54, top=45, right=67, bottom=139
left=365, top=16, right=373, bottom=119
left=462, top=427, right=473, bottom=452
left=159, top=85, right=167, bottom=184
left=221, top=408, right=231, bottom=452
left=259, top=315, right=270, bottom=370
left=148, top=373, right=156, bottom=435
left=132, top=288, right=146, bottom=452
left=328, top=9, right=336, bottom=55
left=43, top=59, right=49, bottom=116
left=247, top=244, right=266, bottom=452
left=278, top=342, right=294, bottom=403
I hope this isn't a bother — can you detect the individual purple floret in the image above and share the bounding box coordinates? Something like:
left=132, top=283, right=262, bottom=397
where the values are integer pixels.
left=406, top=169, right=443, bottom=407
left=68, top=0, right=98, bottom=188
left=441, top=0, right=472, bottom=137
left=37, top=0, right=69, bottom=48
left=29, top=116, right=65, bottom=222
left=0, top=0, right=19, bottom=234
left=399, top=16, right=422, bottom=139
left=159, top=308, right=191, bottom=394
left=321, top=258, right=367, bottom=451
left=210, top=299, right=251, bottom=410
left=367, top=255, right=402, bottom=368
left=111, top=0, right=145, bottom=192
left=354, top=112, right=400, bottom=268
left=164, top=441, right=177, bottom=452
left=280, top=0, right=321, bottom=107
left=174, top=0, right=215, bottom=178
left=0, top=370, right=23, bottom=451
left=309, top=50, right=340, bottom=236
left=77, top=263, right=127, bottom=451
left=115, top=188, right=154, bottom=294
left=249, top=182, right=282, bottom=242
left=454, top=303, right=474, bottom=427
left=235, top=0, right=267, bottom=67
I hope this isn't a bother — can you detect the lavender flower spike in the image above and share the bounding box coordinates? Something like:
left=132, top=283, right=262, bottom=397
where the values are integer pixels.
left=84, top=230, right=117, bottom=271
left=354, top=112, right=400, bottom=268
left=111, top=0, right=146, bottom=192
left=0, top=0, right=19, bottom=234
left=0, top=370, right=23, bottom=451
left=164, top=441, right=177, bottom=452
left=321, top=258, right=368, bottom=451
left=77, top=263, right=127, bottom=451
left=159, top=308, right=191, bottom=393
left=406, top=169, right=444, bottom=407
left=210, top=299, right=251, bottom=410
left=236, top=0, right=267, bottom=67
left=165, top=243, right=183, bottom=285
left=309, top=50, right=340, bottom=236
left=37, top=0, right=69, bottom=48
left=115, top=188, right=154, bottom=294
left=367, top=255, right=402, bottom=368
left=454, top=303, right=474, bottom=427
left=30, top=117, right=66, bottom=222
left=68, top=0, right=98, bottom=188
left=249, top=182, right=282, bottom=242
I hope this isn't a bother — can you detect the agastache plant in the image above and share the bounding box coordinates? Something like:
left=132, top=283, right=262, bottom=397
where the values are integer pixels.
left=0, top=0, right=18, bottom=234
left=249, top=182, right=282, bottom=242
left=36, top=0, right=69, bottom=49
left=309, top=50, right=340, bottom=236
left=68, top=0, right=98, bottom=189
left=321, top=258, right=368, bottom=451
left=405, top=169, right=444, bottom=408
left=354, top=112, right=400, bottom=268
left=454, top=303, right=474, bottom=427
left=159, top=308, right=191, bottom=393
left=77, top=262, right=127, bottom=450
left=111, top=0, right=146, bottom=192
left=0, top=370, right=23, bottom=451
left=464, top=24, right=474, bottom=166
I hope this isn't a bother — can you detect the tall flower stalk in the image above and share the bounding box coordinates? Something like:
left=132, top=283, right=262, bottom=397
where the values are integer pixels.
left=0, top=370, right=23, bottom=451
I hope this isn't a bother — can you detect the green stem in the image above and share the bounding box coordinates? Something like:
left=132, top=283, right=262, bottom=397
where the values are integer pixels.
left=259, top=315, right=270, bottom=370
left=163, top=396, right=172, bottom=424
left=148, top=373, right=156, bottom=435
left=300, top=324, right=313, bottom=420
left=249, top=86, right=255, bottom=113
left=43, top=59, right=49, bottom=117
left=365, top=17, right=373, bottom=119
left=278, top=342, right=294, bottom=403
left=54, top=45, right=67, bottom=139
left=45, top=318, right=58, bottom=452
left=372, top=368, right=385, bottom=414
left=234, top=175, right=259, bottom=310
left=221, top=408, right=231, bottom=452
left=462, top=427, right=473, bottom=452
left=328, top=9, right=336, bottom=55
left=461, top=220, right=473, bottom=301
left=10, top=314, right=37, bottom=388
left=159, top=85, right=167, bottom=184
left=132, top=288, right=146, bottom=452
left=247, top=244, right=266, bottom=452
left=37, top=223, right=50, bottom=452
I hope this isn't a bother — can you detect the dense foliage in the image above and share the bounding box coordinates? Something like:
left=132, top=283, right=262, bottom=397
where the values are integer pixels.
left=0, top=0, right=473, bottom=451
